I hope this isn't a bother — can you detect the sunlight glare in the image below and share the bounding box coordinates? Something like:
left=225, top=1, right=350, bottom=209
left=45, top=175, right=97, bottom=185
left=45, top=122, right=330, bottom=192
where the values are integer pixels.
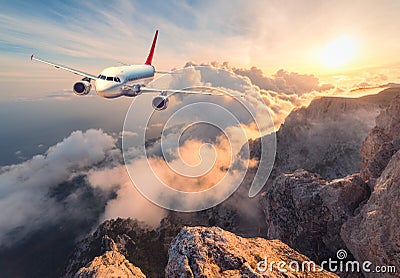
left=320, top=36, right=357, bottom=69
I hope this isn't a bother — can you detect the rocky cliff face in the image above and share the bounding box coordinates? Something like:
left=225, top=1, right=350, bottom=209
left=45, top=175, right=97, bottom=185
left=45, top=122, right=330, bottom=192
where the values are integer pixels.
left=340, top=97, right=400, bottom=276
left=342, top=151, right=400, bottom=276
left=274, top=91, right=400, bottom=181
left=165, top=226, right=338, bottom=278
left=261, top=170, right=370, bottom=262
left=248, top=88, right=400, bottom=182
left=360, top=95, right=400, bottom=181
left=260, top=93, right=400, bottom=277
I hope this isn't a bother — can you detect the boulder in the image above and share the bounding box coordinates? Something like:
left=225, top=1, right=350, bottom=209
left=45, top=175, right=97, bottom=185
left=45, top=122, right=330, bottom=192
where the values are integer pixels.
left=261, top=170, right=370, bottom=262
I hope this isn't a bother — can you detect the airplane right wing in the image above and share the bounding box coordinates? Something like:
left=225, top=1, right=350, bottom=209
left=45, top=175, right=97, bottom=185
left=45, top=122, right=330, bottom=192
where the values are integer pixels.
left=140, top=86, right=245, bottom=98
left=30, top=54, right=98, bottom=80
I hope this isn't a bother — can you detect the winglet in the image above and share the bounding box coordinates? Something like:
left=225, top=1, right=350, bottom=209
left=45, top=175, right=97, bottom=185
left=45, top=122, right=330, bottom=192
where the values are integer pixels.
left=30, top=54, right=34, bottom=61
left=145, top=30, right=158, bottom=65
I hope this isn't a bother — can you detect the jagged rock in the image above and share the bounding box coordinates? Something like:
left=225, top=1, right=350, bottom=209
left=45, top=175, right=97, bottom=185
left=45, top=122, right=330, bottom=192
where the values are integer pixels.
left=64, top=218, right=174, bottom=278
left=64, top=208, right=265, bottom=278
left=74, top=250, right=146, bottom=278
left=360, top=95, right=400, bottom=181
left=341, top=150, right=400, bottom=277
left=261, top=170, right=370, bottom=262
left=165, top=226, right=338, bottom=277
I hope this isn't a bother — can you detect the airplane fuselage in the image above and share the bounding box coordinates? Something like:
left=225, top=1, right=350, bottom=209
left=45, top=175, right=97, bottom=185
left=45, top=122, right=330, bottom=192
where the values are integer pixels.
left=95, top=64, right=155, bottom=98
left=30, top=29, right=237, bottom=111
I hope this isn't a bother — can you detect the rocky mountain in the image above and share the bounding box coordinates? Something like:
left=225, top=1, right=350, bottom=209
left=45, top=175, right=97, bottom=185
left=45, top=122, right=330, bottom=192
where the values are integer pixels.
left=261, top=170, right=370, bottom=262
left=250, top=88, right=400, bottom=181
left=63, top=218, right=178, bottom=278
left=63, top=89, right=400, bottom=278
left=65, top=220, right=339, bottom=278
left=224, top=90, right=393, bottom=241
left=2, top=88, right=396, bottom=278
left=74, top=250, right=145, bottom=278
left=166, top=226, right=338, bottom=277
left=342, top=150, right=400, bottom=277
left=341, top=96, right=400, bottom=277
left=261, top=94, right=400, bottom=277
left=359, top=93, right=400, bottom=181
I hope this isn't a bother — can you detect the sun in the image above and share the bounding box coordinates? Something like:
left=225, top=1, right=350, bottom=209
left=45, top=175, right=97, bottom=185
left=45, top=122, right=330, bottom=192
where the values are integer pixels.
left=320, top=36, right=357, bottom=69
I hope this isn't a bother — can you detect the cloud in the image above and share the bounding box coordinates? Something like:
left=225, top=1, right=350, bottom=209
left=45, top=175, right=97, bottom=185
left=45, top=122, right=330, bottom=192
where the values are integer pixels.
left=233, top=67, right=334, bottom=95
left=86, top=165, right=166, bottom=227
left=0, top=129, right=118, bottom=246
left=257, top=88, right=325, bottom=128
left=14, top=90, right=95, bottom=102
left=176, top=63, right=336, bottom=128
left=0, top=127, right=172, bottom=246
left=116, top=65, right=280, bottom=211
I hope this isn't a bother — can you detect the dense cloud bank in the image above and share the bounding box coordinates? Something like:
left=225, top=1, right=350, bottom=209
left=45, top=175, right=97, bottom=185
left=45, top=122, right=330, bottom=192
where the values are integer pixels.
left=0, top=129, right=165, bottom=246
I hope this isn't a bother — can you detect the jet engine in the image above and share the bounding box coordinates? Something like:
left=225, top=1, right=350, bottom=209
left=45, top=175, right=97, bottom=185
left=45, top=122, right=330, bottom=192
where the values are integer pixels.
left=73, top=79, right=91, bottom=95
left=152, top=95, right=169, bottom=110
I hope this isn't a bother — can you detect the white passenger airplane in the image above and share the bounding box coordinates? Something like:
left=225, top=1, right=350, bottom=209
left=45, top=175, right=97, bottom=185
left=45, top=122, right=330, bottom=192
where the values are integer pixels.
left=31, top=30, right=241, bottom=110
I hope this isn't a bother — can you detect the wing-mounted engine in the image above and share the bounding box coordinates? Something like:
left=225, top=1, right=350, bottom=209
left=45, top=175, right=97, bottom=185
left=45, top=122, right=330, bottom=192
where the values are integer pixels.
left=122, top=84, right=142, bottom=97
left=73, top=78, right=91, bottom=95
left=152, top=94, right=169, bottom=110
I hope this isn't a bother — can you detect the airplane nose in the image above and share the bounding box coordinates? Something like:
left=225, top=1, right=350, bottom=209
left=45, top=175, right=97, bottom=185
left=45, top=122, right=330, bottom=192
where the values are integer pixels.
left=94, top=80, right=121, bottom=98
left=94, top=80, right=102, bottom=90
left=94, top=80, right=108, bottom=92
left=94, top=80, right=108, bottom=96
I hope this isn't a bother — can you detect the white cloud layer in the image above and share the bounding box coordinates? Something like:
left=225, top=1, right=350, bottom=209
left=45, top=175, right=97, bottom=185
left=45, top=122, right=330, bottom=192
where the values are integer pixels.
left=0, top=129, right=117, bottom=245
left=0, top=129, right=166, bottom=246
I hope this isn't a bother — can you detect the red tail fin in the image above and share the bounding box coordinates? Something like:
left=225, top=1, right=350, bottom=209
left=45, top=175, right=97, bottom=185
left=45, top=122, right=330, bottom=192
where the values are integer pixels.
left=145, top=30, right=158, bottom=65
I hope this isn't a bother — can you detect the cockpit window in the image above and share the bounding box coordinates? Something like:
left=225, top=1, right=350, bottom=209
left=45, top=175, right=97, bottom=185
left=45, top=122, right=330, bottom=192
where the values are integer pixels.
left=98, top=75, right=120, bottom=82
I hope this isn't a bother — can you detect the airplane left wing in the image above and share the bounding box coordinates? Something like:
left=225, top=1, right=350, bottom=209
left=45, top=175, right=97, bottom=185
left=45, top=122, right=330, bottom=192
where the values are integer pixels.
left=30, top=54, right=98, bottom=80
left=140, top=86, right=244, bottom=98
